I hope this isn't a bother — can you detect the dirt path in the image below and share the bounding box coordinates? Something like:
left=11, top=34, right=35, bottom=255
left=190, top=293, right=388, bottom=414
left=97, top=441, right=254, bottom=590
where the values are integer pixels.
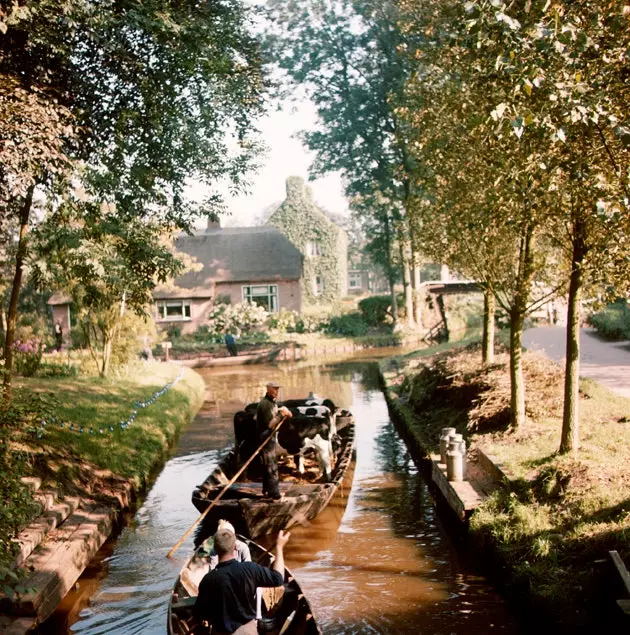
left=523, top=326, right=630, bottom=398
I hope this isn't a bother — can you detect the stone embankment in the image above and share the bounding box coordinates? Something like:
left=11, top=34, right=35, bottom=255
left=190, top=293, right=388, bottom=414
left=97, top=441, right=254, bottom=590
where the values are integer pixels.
left=0, top=476, right=134, bottom=635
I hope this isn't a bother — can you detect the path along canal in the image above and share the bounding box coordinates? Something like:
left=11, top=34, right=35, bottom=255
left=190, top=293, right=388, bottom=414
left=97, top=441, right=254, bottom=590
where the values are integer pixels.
left=39, top=356, right=521, bottom=635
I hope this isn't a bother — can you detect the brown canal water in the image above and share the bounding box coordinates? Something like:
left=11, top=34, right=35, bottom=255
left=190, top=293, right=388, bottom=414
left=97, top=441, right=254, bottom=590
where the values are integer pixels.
left=39, top=356, right=522, bottom=635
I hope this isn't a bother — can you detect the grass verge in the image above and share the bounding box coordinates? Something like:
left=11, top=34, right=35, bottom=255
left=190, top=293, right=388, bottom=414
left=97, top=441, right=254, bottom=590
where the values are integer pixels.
left=380, top=341, right=630, bottom=633
left=1, top=361, right=205, bottom=571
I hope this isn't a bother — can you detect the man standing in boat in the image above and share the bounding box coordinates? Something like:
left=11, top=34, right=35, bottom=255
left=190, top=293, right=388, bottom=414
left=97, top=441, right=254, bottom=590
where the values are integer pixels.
left=257, top=381, right=292, bottom=500
left=194, top=528, right=291, bottom=635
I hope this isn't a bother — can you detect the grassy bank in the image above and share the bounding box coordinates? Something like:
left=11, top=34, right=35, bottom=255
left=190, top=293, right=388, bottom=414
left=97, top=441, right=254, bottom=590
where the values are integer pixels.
left=380, top=343, right=630, bottom=633
left=1, top=362, right=205, bottom=570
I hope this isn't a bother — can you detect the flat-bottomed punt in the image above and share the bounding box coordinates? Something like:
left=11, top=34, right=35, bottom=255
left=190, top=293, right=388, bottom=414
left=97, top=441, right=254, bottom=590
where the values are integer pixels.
left=168, top=536, right=321, bottom=635
left=192, top=412, right=355, bottom=539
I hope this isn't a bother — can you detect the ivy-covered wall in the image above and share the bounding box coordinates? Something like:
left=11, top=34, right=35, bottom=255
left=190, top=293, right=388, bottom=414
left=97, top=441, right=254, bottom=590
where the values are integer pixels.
left=267, top=177, right=348, bottom=306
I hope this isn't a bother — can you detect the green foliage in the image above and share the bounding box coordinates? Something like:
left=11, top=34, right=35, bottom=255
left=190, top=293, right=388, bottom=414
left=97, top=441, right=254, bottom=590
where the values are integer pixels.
left=587, top=302, right=630, bottom=341
left=0, top=390, right=55, bottom=568
left=325, top=312, right=369, bottom=337
left=358, top=295, right=392, bottom=326
left=166, top=325, right=182, bottom=339
left=37, top=361, right=79, bottom=378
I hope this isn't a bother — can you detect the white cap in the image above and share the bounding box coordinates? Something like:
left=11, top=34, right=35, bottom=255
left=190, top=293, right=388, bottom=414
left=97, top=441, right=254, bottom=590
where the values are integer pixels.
left=218, top=519, right=235, bottom=534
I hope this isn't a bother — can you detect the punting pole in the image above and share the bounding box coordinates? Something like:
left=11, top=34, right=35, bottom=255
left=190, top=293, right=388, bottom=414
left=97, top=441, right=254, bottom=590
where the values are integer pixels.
left=167, top=416, right=287, bottom=558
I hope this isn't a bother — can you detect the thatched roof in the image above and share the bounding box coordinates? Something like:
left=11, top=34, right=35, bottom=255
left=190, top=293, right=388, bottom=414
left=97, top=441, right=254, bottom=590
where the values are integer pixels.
left=169, top=226, right=303, bottom=290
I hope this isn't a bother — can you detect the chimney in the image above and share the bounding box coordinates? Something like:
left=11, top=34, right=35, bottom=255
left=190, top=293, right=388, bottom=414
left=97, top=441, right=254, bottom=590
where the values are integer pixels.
left=206, top=214, right=221, bottom=231
left=286, top=176, right=305, bottom=200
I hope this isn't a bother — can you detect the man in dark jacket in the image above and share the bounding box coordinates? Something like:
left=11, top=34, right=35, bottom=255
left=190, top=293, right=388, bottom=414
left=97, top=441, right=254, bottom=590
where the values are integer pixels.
left=194, top=529, right=290, bottom=635
left=256, top=382, right=292, bottom=500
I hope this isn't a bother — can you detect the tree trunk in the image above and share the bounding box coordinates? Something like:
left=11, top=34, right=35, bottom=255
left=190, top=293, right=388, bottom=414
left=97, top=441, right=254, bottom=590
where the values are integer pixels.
left=560, top=224, right=586, bottom=455
left=3, top=185, right=35, bottom=401
left=383, top=212, right=398, bottom=325
left=482, top=289, right=495, bottom=364
left=101, top=336, right=112, bottom=378
left=509, top=307, right=526, bottom=429
left=412, top=254, right=423, bottom=329
left=398, top=243, right=414, bottom=329
left=507, top=222, right=536, bottom=430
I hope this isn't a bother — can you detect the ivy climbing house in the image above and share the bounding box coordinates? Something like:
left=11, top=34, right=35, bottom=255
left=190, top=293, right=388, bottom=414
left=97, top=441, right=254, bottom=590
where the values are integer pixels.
left=267, top=177, right=348, bottom=305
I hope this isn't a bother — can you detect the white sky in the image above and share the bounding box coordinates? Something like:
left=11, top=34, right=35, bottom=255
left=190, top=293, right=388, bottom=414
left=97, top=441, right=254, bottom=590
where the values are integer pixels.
left=202, top=103, right=349, bottom=229
left=189, top=1, right=350, bottom=229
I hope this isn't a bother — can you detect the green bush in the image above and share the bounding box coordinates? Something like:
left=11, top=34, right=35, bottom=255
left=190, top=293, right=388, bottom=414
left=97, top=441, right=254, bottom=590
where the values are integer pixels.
left=166, top=324, right=182, bottom=339
left=37, top=361, right=79, bottom=378
left=325, top=312, right=369, bottom=336
left=588, top=302, right=630, bottom=341
left=358, top=295, right=392, bottom=326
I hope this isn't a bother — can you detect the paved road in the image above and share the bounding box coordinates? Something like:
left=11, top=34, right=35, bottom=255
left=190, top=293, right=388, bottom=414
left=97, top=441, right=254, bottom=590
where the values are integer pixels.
left=523, top=326, right=630, bottom=398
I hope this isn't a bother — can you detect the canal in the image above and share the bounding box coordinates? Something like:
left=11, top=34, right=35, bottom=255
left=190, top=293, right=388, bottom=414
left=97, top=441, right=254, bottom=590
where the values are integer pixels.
left=40, top=357, right=521, bottom=634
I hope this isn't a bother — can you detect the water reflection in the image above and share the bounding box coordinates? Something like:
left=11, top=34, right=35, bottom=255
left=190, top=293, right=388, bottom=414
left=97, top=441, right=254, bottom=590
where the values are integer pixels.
left=40, top=358, right=520, bottom=635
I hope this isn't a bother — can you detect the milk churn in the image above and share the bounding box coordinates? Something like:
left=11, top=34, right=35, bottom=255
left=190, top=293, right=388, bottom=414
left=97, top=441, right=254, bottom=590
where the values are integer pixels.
left=446, top=440, right=464, bottom=482
left=450, top=433, right=466, bottom=479
left=439, top=427, right=456, bottom=464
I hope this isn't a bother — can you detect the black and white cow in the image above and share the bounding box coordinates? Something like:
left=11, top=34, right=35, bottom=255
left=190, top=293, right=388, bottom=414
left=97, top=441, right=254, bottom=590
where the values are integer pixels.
left=234, top=400, right=338, bottom=481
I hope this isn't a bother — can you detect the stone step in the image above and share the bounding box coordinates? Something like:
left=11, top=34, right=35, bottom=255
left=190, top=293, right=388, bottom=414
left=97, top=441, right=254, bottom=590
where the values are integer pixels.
left=12, top=496, right=80, bottom=568
left=20, top=477, right=42, bottom=494
left=1, top=502, right=115, bottom=622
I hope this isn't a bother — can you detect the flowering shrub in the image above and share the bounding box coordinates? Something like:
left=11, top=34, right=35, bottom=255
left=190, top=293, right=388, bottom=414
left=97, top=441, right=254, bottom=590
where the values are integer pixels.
left=268, top=308, right=298, bottom=333
left=207, top=302, right=268, bottom=336
left=294, top=314, right=322, bottom=334
left=12, top=339, right=43, bottom=377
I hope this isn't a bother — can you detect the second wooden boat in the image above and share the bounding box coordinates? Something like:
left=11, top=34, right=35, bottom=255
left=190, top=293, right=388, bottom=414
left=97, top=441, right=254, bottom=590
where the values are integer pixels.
left=168, top=535, right=321, bottom=635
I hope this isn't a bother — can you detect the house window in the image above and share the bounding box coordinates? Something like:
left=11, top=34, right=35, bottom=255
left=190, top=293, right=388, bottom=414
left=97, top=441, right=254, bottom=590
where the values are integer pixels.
left=349, top=272, right=362, bottom=289
left=156, top=300, right=192, bottom=322
left=306, top=240, right=323, bottom=257
left=313, top=275, right=324, bottom=296
left=242, top=285, right=279, bottom=312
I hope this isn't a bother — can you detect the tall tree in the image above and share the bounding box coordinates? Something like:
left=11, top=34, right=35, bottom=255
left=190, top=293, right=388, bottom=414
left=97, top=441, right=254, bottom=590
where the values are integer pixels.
left=265, top=0, right=419, bottom=326
left=0, top=0, right=267, bottom=397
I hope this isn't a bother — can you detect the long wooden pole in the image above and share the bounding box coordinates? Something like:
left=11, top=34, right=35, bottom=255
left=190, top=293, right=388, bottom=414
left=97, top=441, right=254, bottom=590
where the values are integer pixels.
left=167, top=416, right=286, bottom=558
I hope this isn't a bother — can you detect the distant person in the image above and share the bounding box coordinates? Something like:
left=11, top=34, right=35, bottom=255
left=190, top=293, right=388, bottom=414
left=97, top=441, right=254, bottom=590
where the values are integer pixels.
left=208, top=519, right=251, bottom=570
left=256, top=382, right=292, bottom=500
left=225, top=332, right=238, bottom=356
left=194, top=528, right=290, bottom=635
left=54, top=322, right=63, bottom=352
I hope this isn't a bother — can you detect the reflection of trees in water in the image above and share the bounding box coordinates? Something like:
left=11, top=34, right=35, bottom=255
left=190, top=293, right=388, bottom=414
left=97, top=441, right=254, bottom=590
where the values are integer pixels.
left=374, top=420, right=411, bottom=475
left=373, top=421, right=438, bottom=538
left=328, top=361, right=381, bottom=392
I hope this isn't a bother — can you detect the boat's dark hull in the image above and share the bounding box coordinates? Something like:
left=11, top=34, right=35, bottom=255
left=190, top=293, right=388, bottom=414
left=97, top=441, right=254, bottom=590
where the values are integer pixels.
left=192, top=421, right=355, bottom=540
left=168, top=536, right=321, bottom=635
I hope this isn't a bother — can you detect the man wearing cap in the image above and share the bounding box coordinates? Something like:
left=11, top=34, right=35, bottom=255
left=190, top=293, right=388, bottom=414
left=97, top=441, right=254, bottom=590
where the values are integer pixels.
left=194, top=528, right=290, bottom=635
left=256, top=382, right=292, bottom=500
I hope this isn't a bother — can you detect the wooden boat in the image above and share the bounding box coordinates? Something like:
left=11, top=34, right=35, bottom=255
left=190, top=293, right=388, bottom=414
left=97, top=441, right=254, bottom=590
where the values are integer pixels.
left=178, top=346, right=283, bottom=368
left=191, top=411, right=355, bottom=540
left=168, top=535, right=321, bottom=635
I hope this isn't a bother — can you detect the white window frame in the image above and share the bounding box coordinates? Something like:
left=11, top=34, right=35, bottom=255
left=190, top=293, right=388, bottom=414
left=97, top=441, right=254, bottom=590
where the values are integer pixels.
left=242, top=284, right=279, bottom=312
left=156, top=299, right=192, bottom=322
left=306, top=240, right=323, bottom=257
left=313, top=274, right=324, bottom=297
left=348, top=271, right=363, bottom=289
